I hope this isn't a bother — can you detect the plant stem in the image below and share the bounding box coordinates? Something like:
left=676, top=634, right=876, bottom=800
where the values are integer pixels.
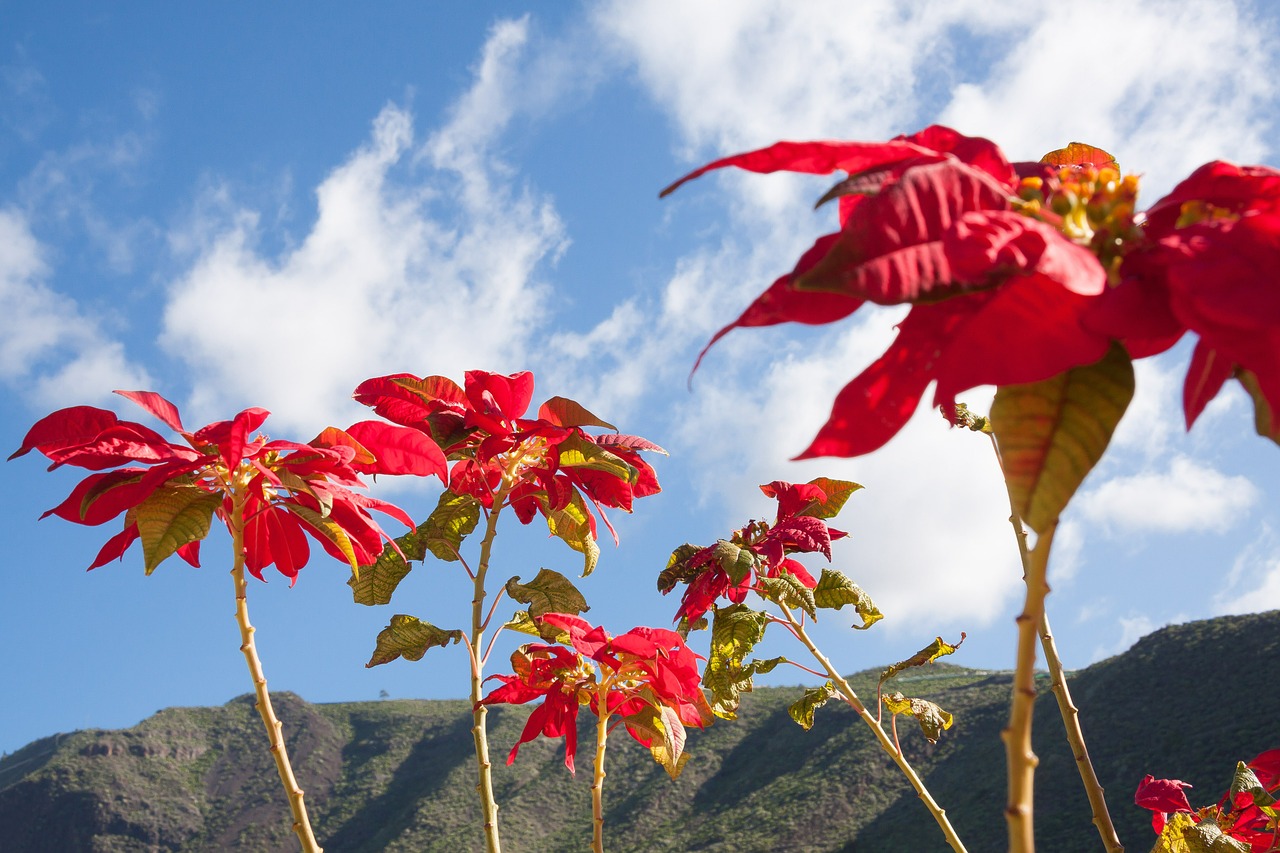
left=1003, top=523, right=1054, bottom=853
left=592, top=709, right=610, bottom=853
left=228, top=491, right=322, bottom=853
left=990, top=436, right=1123, bottom=852
left=778, top=603, right=968, bottom=853
left=470, top=486, right=511, bottom=853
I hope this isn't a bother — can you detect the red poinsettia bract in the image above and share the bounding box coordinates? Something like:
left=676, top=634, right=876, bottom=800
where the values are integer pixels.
left=10, top=390, right=434, bottom=583
left=666, top=125, right=1111, bottom=457
left=660, top=479, right=849, bottom=624
left=478, top=613, right=712, bottom=775
left=353, top=369, right=663, bottom=560
left=1136, top=748, right=1280, bottom=851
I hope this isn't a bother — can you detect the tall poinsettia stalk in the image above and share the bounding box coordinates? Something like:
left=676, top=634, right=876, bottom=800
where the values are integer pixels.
left=9, top=390, right=432, bottom=852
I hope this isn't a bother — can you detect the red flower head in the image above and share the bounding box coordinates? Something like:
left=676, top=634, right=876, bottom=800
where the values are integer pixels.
left=665, top=126, right=1112, bottom=457
left=353, top=369, right=664, bottom=572
left=10, top=390, right=425, bottom=584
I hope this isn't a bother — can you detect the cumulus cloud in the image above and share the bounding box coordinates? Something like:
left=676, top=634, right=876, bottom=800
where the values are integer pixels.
left=0, top=208, right=149, bottom=407
left=1074, top=456, right=1260, bottom=536
left=160, top=18, right=568, bottom=433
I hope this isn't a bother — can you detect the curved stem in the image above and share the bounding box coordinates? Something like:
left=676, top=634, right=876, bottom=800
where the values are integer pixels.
left=470, top=486, right=512, bottom=853
left=778, top=603, right=967, bottom=853
left=229, top=490, right=322, bottom=853
left=1004, top=523, right=1054, bottom=853
left=592, top=706, right=610, bottom=853
left=990, top=436, right=1123, bottom=852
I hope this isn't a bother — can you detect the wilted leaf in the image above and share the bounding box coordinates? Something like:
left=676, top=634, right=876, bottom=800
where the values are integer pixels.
left=540, top=490, right=601, bottom=576
left=134, top=485, right=220, bottom=575
left=1160, top=816, right=1249, bottom=853
left=710, top=541, right=757, bottom=585
left=505, top=568, right=589, bottom=619
left=348, top=541, right=413, bottom=606
left=990, top=343, right=1134, bottom=534
left=556, top=434, right=636, bottom=483
left=658, top=543, right=704, bottom=594
left=883, top=691, right=954, bottom=744
left=757, top=572, right=816, bottom=619
left=813, top=568, right=883, bottom=629
left=702, top=604, right=772, bottom=719
left=503, top=610, right=572, bottom=644
left=366, top=614, right=464, bottom=667
left=789, top=682, right=839, bottom=731
left=1230, top=761, right=1278, bottom=815
left=879, top=634, right=965, bottom=688
left=417, top=490, right=482, bottom=562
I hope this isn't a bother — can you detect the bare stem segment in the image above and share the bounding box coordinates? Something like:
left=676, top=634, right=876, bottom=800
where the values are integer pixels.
left=779, top=604, right=968, bottom=853
left=592, top=710, right=609, bottom=853
left=229, top=493, right=322, bottom=853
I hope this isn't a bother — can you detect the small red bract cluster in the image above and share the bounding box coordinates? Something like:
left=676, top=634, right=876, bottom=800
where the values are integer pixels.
left=1136, top=748, right=1280, bottom=851
left=10, top=390, right=424, bottom=583
left=667, top=126, right=1280, bottom=456
left=659, top=479, right=848, bottom=624
left=353, top=369, right=662, bottom=546
left=479, top=613, right=711, bottom=774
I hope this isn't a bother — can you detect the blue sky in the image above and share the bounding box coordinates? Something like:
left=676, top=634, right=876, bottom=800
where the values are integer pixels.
left=2, top=1, right=1279, bottom=757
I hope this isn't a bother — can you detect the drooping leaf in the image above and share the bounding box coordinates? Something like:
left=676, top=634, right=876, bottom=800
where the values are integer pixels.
left=417, top=490, right=482, bottom=562
left=133, top=485, right=221, bottom=575
left=540, top=490, right=601, bottom=576
left=757, top=572, right=816, bottom=620
left=789, top=681, right=839, bottom=731
left=813, top=569, right=883, bottom=629
left=284, top=502, right=360, bottom=573
left=1230, top=761, right=1278, bottom=815
left=658, top=543, right=705, bottom=594
left=348, top=540, right=414, bottom=606
left=990, top=343, right=1134, bottom=534
left=882, top=691, right=954, bottom=744
left=556, top=434, right=637, bottom=483
left=710, top=540, right=757, bottom=585
left=623, top=701, right=691, bottom=780
left=702, top=604, right=772, bottom=719
left=505, top=569, right=590, bottom=619
left=537, top=396, right=618, bottom=430
left=879, top=635, right=965, bottom=688
left=366, top=614, right=465, bottom=667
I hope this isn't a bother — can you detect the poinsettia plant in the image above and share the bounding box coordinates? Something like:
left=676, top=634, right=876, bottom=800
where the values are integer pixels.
left=665, top=125, right=1280, bottom=852
left=347, top=368, right=665, bottom=853
left=659, top=475, right=967, bottom=851
left=1136, top=749, right=1280, bottom=852
left=480, top=613, right=712, bottom=853
left=9, top=390, right=429, bottom=853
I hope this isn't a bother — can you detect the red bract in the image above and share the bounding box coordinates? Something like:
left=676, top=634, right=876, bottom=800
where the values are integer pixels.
left=660, top=479, right=849, bottom=624
left=1092, top=162, right=1280, bottom=434
left=353, top=369, right=663, bottom=566
left=1136, top=748, right=1280, bottom=850
left=668, top=125, right=1110, bottom=457
left=478, top=613, right=711, bottom=775
left=10, top=391, right=422, bottom=583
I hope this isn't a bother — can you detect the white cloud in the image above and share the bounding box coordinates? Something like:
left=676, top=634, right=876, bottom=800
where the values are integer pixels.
left=1214, top=527, right=1280, bottom=615
left=1075, top=455, right=1260, bottom=536
left=0, top=208, right=150, bottom=407
left=160, top=19, right=568, bottom=433
left=1091, top=614, right=1157, bottom=661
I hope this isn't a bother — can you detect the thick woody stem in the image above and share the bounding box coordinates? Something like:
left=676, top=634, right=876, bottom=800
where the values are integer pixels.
left=229, top=490, right=322, bottom=853
left=779, top=604, right=968, bottom=853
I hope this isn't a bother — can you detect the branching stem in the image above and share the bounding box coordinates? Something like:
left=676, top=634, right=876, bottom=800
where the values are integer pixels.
left=777, top=603, right=967, bottom=853
left=228, top=487, right=322, bottom=853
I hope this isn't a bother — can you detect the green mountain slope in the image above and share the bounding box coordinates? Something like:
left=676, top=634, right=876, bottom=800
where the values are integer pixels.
left=1, top=610, right=1275, bottom=851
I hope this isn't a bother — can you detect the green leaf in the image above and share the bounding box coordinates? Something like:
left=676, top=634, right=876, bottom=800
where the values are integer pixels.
left=710, top=540, right=758, bottom=585
left=675, top=613, right=709, bottom=638
left=702, top=604, right=772, bottom=719
left=882, top=691, right=954, bottom=744
left=990, top=342, right=1135, bottom=535
left=879, top=634, right=965, bottom=688
left=622, top=700, right=691, bottom=780
left=540, top=489, right=601, bottom=576
left=789, top=682, right=839, bottom=731
left=348, top=543, right=413, bottom=606
left=813, top=569, right=883, bottom=629
left=1230, top=761, right=1278, bottom=816
left=502, top=610, right=572, bottom=644
left=285, top=502, right=360, bottom=573
left=537, top=396, right=618, bottom=431
left=366, top=614, right=465, bottom=667
left=801, top=477, right=863, bottom=519
left=658, top=543, right=704, bottom=594
left=417, top=490, right=482, bottom=562
left=505, top=568, right=590, bottom=619
left=757, top=572, right=816, bottom=620
left=134, top=485, right=221, bottom=575
left=556, top=433, right=636, bottom=483
left=1181, top=818, right=1250, bottom=853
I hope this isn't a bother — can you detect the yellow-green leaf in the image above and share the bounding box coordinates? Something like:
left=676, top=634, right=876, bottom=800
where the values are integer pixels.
left=813, top=568, right=883, bottom=629
left=540, top=490, right=600, bottom=576
left=134, top=485, right=221, bottom=575
left=366, top=614, right=465, bottom=667
left=622, top=700, right=691, bottom=780
left=348, top=542, right=413, bottom=607
left=882, top=691, right=954, bottom=744
left=1230, top=761, right=1278, bottom=815
left=710, top=540, right=757, bottom=585
left=503, top=609, right=572, bottom=644
left=285, top=502, right=359, bottom=573
left=417, top=490, right=482, bottom=562
left=789, top=682, right=838, bottom=731
left=802, top=477, right=863, bottom=519
left=702, top=604, right=773, bottom=719
left=990, top=343, right=1134, bottom=534
left=758, top=572, right=816, bottom=620
left=505, top=568, right=589, bottom=619
left=556, top=433, right=636, bottom=483
left=879, top=634, right=965, bottom=688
